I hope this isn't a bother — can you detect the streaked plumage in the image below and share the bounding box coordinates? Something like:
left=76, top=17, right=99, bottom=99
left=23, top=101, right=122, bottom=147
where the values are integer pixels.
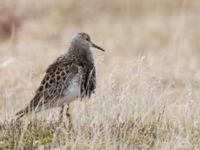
left=16, top=32, right=105, bottom=119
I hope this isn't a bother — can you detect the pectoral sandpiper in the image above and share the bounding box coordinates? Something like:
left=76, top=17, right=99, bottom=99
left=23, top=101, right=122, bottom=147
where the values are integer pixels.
left=15, top=32, right=105, bottom=128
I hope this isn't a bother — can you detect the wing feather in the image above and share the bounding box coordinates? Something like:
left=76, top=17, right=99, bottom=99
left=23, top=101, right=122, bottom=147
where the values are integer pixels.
left=15, top=56, right=80, bottom=118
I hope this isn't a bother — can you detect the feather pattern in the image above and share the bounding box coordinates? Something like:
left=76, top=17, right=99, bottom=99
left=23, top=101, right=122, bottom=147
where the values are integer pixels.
left=15, top=32, right=104, bottom=119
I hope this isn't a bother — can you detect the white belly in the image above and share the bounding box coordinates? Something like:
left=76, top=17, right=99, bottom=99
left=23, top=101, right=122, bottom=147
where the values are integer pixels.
left=35, top=83, right=80, bottom=111
left=55, top=78, right=81, bottom=107
left=36, top=75, right=81, bottom=111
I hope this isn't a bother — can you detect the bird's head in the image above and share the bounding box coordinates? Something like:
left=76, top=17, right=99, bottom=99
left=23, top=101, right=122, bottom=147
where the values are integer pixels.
left=71, top=32, right=105, bottom=52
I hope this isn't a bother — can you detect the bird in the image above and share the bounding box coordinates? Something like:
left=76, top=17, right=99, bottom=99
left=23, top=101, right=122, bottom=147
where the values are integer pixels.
left=15, top=32, right=105, bottom=127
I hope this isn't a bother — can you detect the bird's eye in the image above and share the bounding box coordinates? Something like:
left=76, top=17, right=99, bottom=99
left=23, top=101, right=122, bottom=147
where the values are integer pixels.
left=86, top=37, right=89, bottom=41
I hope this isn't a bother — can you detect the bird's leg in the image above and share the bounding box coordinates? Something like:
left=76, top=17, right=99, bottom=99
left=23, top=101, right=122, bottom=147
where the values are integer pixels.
left=66, top=104, right=73, bottom=131
left=58, top=105, right=65, bottom=123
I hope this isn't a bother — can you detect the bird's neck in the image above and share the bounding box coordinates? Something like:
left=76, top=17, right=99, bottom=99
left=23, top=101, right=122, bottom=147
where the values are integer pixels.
left=68, top=45, right=94, bottom=66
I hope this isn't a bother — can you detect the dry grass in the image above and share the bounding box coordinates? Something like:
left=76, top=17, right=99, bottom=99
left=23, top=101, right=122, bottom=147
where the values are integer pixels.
left=1, top=0, right=200, bottom=149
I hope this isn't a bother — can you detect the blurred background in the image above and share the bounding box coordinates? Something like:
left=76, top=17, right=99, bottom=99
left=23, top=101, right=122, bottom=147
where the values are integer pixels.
left=1, top=0, right=200, bottom=74
left=1, top=0, right=200, bottom=148
left=0, top=0, right=200, bottom=121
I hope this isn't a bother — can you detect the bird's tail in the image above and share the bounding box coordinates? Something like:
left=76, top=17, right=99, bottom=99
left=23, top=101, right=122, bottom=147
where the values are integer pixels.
left=15, top=93, right=43, bottom=120
left=15, top=106, right=30, bottom=120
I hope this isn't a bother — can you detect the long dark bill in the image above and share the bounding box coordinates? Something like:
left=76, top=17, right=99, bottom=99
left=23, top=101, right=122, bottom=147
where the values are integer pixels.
left=92, top=42, right=105, bottom=52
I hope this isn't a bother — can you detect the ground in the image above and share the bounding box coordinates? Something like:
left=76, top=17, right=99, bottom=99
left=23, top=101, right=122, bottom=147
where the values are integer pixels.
left=0, top=0, right=200, bottom=149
